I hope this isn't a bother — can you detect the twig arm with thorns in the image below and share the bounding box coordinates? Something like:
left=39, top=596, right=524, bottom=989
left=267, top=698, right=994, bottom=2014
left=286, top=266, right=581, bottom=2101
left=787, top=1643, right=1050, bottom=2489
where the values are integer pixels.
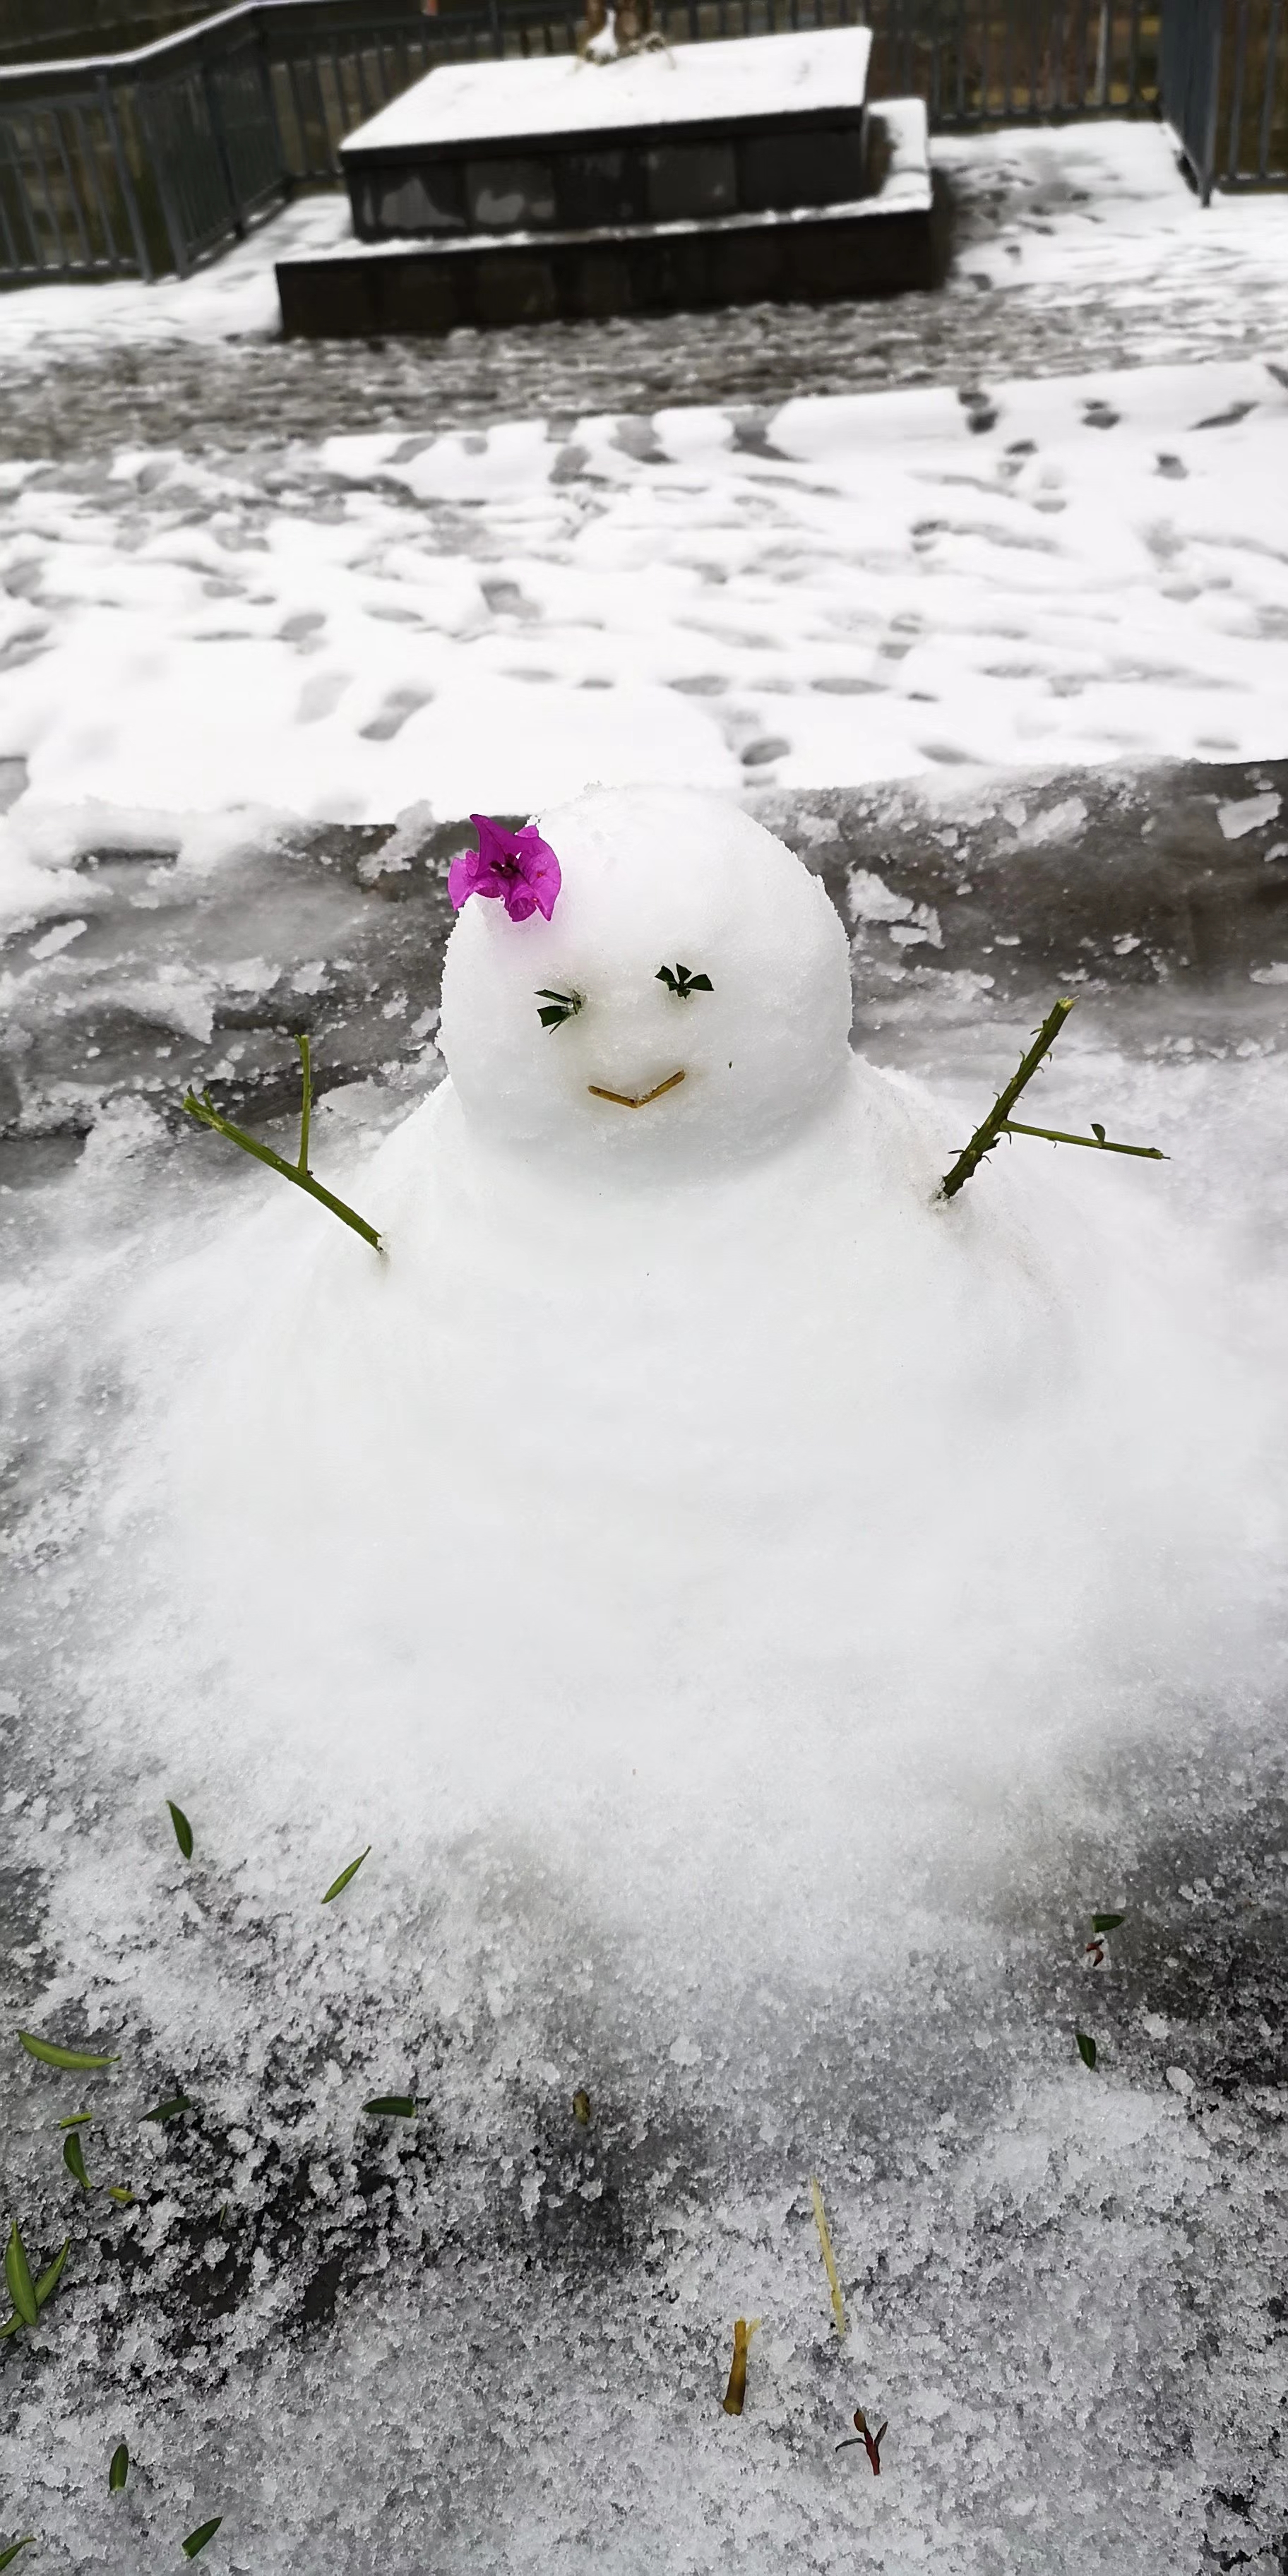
left=938, top=997, right=1166, bottom=1199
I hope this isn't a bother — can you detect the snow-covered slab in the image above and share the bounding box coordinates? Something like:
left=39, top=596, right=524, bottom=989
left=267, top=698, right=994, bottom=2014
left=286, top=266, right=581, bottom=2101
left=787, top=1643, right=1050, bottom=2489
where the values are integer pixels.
left=340, top=28, right=872, bottom=157
left=862, top=92, right=929, bottom=214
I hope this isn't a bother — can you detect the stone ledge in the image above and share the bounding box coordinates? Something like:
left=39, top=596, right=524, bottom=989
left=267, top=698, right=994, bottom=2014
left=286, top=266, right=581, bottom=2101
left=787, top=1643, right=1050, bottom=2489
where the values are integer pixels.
left=278, top=101, right=933, bottom=336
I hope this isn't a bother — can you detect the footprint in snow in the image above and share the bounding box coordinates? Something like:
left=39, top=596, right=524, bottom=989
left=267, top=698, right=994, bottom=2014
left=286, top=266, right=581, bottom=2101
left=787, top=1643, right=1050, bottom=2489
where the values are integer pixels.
left=1193, top=401, right=1256, bottom=429
left=359, top=687, right=434, bottom=741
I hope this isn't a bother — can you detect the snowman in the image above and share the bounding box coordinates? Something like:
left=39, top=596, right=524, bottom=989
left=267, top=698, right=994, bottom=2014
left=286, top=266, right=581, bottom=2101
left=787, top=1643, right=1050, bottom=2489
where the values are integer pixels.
left=155, top=781, right=1128, bottom=1837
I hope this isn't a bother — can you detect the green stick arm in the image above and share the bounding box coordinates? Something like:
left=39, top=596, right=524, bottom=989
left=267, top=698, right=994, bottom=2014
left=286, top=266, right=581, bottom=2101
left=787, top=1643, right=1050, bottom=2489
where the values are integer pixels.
left=182, top=1090, right=382, bottom=1252
left=1001, top=1119, right=1167, bottom=1159
left=940, top=998, right=1075, bottom=1200
left=295, top=1033, right=312, bottom=1178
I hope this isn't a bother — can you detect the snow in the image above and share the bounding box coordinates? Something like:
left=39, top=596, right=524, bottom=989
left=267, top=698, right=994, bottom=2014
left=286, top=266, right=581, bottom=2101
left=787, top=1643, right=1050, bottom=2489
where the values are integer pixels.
left=105, top=789, right=1265, bottom=1852
left=340, top=30, right=873, bottom=155
left=1, top=105, right=1288, bottom=2576
left=3, top=762, right=1288, bottom=2568
left=4, top=774, right=1288, bottom=2571
left=0, top=350, right=1285, bottom=895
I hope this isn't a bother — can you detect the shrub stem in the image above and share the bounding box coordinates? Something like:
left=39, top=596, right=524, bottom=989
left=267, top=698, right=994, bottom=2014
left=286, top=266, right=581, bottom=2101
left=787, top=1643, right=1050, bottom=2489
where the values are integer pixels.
left=183, top=1036, right=381, bottom=1252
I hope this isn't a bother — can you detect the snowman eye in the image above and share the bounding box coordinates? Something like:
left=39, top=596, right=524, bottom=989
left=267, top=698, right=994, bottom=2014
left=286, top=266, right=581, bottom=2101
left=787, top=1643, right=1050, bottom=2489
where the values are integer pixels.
left=656, top=964, right=713, bottom=999
left=535, top=987, right=583, bottom=1031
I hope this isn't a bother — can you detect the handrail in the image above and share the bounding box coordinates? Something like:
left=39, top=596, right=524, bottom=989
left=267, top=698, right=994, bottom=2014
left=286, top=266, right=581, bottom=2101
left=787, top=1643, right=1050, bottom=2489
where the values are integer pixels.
left=0, top=0, right=423, bottom=95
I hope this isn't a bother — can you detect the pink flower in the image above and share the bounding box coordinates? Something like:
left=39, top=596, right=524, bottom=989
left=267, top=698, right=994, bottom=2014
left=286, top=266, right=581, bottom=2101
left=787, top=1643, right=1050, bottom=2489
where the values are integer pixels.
left=448, top=814, right=561, bottom=923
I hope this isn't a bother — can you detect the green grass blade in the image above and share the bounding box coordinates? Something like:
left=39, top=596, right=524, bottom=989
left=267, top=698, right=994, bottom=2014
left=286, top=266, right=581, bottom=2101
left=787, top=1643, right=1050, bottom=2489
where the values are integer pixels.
left=181, top=2517, right=222, bottom=2559
left=5, top=2224, right=37, bottom=2328
left=143, top=2097, right=192, bottom=2124
left=62, top=2133, right=91, bottom=2192
left=108, top=2442, right=129, bottom=2493
left=362, top=2096, right=417, bottom=2118
left=0, top=2242, right=62, bottom=2342
left=167, top=1801, right=193, bottom=1860
left=1075, top=2032, right=1098, bottom=2070
left=35, top=2242, right=69, bottom=2309
left=18, top=2032, right=119, bottom=2071
left=321, top=1846, right=371, bottom=1905
left=0, top=2540, right=35, bottom=2569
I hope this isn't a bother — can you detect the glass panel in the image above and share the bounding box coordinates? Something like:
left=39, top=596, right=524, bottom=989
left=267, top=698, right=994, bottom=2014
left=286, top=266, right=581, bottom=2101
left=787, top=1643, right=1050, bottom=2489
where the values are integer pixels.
left=465, top=156, right=558, bottom=229
left=644, top=139, right=738, bottom=219
left=739, top=121, right=866, bottom=208
left=368, top=165, right=465, bottom=234
left=554, top=147, right=648, bottom=227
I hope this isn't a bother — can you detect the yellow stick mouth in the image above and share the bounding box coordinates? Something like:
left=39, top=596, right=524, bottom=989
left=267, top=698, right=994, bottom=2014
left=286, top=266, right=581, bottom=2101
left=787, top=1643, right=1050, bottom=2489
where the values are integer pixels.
left=586, top=1070, right=686, bottom=1111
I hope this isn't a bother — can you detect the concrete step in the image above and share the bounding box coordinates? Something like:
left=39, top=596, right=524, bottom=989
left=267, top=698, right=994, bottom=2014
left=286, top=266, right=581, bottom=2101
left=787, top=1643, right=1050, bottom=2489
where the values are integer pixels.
left=277, top=98, right=934, bottom=337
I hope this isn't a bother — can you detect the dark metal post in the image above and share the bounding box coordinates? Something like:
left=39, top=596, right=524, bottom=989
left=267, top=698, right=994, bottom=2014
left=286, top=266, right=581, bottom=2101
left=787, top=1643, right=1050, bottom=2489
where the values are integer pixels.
left=74, top=95, right=117, bottom=265
left=51, top=103, right=93, bottom=263
left=1226, top=0, right=1251, bottom=176
left=1200, top=0, right=1224, bottom=196
left=200, top=54, right=242, bottom=227
left=254, top=14, right=289, bottom=196
left=1258, top=0, right=1281, bottom=174
left=132, top=77, right=191, bottom=276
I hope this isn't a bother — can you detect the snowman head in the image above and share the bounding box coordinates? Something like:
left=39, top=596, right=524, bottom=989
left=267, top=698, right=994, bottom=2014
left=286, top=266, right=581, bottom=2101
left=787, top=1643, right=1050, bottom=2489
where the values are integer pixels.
left=438, top=785, right=852, bottom=1171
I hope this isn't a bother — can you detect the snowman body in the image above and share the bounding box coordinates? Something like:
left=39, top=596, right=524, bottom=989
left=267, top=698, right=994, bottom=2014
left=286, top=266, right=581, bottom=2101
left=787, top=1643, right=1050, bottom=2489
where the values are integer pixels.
left=176, top=788, right=1077, bottom=1801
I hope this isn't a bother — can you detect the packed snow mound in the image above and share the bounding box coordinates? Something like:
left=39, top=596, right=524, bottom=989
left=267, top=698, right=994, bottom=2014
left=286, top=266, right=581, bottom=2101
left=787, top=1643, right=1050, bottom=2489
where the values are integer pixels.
left=5, top=784, right=1286, bottom=2575
left=96, top=787, right=1248, bottom=1960
left=441, top=787, right=857, bottom=1167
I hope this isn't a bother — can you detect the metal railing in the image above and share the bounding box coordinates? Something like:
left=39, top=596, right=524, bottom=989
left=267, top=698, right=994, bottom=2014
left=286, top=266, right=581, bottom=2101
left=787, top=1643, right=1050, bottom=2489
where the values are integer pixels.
left=1160, top=0, right=1285, bottom=193
left=0, top=0, right=1277, bottom=286
left=0, top=3, right=220, bottom=71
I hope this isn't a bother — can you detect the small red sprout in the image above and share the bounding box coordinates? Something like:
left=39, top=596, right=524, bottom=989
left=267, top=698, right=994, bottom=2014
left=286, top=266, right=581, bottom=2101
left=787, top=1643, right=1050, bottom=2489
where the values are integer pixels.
left=837, top=2407, right=887, bottom=2473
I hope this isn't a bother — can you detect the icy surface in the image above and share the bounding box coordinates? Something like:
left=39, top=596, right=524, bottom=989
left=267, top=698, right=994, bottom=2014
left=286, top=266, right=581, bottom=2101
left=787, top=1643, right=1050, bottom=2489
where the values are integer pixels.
left=340, top=31, right=873, bottom=154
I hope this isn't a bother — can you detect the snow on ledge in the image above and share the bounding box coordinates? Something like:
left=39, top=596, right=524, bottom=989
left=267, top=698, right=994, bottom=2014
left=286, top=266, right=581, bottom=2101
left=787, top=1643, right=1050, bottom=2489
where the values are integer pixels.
left=340, top=28, right=873, bottom=155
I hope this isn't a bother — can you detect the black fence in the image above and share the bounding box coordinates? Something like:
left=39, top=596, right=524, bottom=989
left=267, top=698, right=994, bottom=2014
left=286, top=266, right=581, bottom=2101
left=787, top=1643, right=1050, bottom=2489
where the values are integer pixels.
left=1161, top=0, right=1284, bottom=193
left=0, top=1, right=218, bottom=70
left=0, top=0, right=1279, bottom=285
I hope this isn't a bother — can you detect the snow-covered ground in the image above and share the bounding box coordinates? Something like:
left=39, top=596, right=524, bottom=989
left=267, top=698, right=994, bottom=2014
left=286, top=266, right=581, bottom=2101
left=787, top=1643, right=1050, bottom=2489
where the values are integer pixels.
left=2, top=105, right=1288, bottom=2576
left=1, top=350, right=1287, bottom=873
